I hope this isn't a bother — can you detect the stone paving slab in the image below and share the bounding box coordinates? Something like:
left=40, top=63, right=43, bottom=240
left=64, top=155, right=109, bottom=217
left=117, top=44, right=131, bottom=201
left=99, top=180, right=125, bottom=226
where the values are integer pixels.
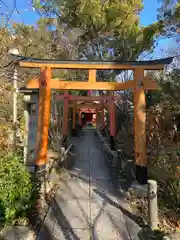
left=56, top=179, right=90, bottom=201
left=39, top=129, right=140, bottom=240
left=53, top=226, right=91, bottom=240
left=52, top=198, right=89, bottom=229
left=90, top=179, right=115, bottom=195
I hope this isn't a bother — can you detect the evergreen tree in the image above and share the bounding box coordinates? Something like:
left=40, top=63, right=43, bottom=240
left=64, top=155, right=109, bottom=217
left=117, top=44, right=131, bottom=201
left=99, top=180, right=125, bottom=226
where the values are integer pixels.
left=33, top=0, right=164, bottom=61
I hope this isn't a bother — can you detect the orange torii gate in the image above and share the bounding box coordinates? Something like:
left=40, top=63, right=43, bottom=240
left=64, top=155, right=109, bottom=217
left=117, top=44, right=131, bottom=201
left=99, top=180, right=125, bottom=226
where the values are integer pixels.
left=13, top=54, right=173, bottom=185
left=55, top=93, right=117, bottom=149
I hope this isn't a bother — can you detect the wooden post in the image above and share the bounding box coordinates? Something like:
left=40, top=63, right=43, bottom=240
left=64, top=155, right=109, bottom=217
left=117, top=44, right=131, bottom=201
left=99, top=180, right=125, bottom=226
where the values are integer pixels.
left=148, top=180, right=158, bottom=230
left=101, top=102, right=105, bottom=129
left=23, top=98, right=29, bottom=165
left=96, top=108, right=98, bottom=127
left=63, top=90, right=69, bottom=136
left=57, top=103, right=62, bottom=131
left=72, top=100, right=76, bottom=129
left=35, top=67, right=51, bottom=173
left=13, top=67, right=18, bottom=145
left=88, top=69, right=96, bottom=83
left=101, top=101, right=105, bottom=135
left=112, top=100, right=116, bottom=136
left=134, top=68, right=147, bottom=184
left=109, top=93, right=116, bottom=150
left=72, top=100, right=76, bottom=135
left=78, top=110, right=82, bottom=127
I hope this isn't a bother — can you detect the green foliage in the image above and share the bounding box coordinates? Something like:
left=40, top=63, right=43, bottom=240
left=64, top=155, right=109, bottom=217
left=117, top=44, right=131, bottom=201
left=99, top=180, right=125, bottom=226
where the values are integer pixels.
left=0, top=153, right=39, bottom=222
left=33, top=0, right=162, bottom=61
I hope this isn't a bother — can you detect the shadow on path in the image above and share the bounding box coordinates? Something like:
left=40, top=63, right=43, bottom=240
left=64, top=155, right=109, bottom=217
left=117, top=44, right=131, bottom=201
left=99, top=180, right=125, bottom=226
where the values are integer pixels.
left=51, top=199, right=81, bottom=240
left=93, top=188, right=142, bottom=226
left=38, top=222, right=54, bottom=240
left=38, top=129, right=141, bottom=239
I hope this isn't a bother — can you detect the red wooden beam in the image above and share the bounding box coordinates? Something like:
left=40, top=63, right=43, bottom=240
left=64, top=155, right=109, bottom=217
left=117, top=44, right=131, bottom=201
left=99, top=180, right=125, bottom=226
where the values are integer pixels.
left=55, top=95, right=120, bottom=101
left=76, top=103, right=102, bottom=109
left=78, top=108, right=96, bottom=113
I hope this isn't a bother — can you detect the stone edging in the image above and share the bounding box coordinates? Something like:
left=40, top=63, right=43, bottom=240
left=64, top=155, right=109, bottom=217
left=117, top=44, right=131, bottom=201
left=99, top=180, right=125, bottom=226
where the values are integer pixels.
left=95, top=128, right=125, bottom=190
left=96, top=128, right=137, bottom=190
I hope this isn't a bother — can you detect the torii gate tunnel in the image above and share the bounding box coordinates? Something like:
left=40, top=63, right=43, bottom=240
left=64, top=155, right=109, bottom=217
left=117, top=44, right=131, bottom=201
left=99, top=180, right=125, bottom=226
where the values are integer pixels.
left=13, top=54, right=173, bottom=185
left=55, top=93, right=118, bottom=148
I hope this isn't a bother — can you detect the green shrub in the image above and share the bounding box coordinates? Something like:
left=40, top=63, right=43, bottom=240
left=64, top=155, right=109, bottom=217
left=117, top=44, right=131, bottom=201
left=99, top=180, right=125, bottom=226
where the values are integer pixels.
left=0, top=153, right=39, bottom=222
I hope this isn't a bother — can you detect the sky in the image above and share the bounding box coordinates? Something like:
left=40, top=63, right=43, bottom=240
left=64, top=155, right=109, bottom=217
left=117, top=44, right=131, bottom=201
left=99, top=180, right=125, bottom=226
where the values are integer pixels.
left=0, top=0, right=160, bottom=26
left=0, top=0, right=172, bottom=59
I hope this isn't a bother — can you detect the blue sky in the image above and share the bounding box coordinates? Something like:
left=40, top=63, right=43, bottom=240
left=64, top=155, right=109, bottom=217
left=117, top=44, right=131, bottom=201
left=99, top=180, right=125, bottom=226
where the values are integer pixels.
left=0, top=0, right=160, bottom=26
left=0, top=0, right=171, bottom=58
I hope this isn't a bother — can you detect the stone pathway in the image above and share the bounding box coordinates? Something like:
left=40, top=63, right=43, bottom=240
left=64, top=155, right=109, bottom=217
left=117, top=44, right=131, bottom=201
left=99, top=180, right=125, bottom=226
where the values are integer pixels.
left=38, top=129, right=140, bottom=240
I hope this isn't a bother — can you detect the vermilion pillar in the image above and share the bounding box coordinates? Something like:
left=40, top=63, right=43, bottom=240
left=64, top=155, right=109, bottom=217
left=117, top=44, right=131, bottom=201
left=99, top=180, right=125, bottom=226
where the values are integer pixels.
left=78, top=110, right=82, bottom=127
left=35, top=67, right=51, bottom=172
left=101, top=102, right=105, bottom=129
left=134, top=68, right=147, bottom=184
left=63, top=90, right=69, bottom=136
left=109, top=93, right=116, bottom=150
left=96, top=108, right=98, bottom=127
left=72, top=100, right=76, bottom=135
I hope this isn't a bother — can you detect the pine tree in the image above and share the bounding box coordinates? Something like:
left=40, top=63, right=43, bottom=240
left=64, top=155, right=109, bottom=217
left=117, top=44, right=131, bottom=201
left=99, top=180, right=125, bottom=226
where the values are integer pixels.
left=33, top=0, right=164, bottom=61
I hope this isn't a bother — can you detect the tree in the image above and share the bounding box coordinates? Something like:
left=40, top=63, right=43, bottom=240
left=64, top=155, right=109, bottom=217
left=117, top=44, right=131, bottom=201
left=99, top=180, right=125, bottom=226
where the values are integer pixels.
left=32, top=0, right=164, bottom=62
left=158, top=0, right=180, bottom=37
left=0, top=16, right=84, bottom=154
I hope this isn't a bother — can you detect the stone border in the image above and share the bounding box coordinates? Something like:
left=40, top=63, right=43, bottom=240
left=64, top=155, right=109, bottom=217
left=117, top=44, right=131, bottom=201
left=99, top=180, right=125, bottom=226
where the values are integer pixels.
left=95, top=128, right=135, bottom=192
left=95, top=129, right=119, bottom=188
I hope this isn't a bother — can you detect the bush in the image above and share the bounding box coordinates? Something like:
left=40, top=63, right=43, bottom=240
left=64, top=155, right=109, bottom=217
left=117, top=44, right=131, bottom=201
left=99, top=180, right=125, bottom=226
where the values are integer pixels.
left=0, top=153, right=39, bottom=222
left=149, top=148, right=180, bottom=213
